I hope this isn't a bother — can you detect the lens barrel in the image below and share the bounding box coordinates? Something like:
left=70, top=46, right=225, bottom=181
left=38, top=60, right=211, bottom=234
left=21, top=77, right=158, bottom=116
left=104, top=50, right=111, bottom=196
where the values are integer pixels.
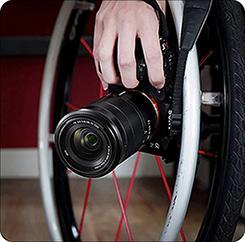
left=54, top=90, right=158, bottom=178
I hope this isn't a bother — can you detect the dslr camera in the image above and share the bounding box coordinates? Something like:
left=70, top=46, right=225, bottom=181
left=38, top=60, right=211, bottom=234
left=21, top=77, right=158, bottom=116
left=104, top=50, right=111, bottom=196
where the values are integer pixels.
left=54, top=38, right=178, bottom=178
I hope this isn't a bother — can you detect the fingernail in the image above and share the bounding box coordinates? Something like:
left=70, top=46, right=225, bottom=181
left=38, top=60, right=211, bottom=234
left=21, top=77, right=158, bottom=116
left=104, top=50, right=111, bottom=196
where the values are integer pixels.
left=155, top=83, right=164, bottom=90
left=155, top=78, right=165, bottom=90
left=101, top=80, right=108, bottom=91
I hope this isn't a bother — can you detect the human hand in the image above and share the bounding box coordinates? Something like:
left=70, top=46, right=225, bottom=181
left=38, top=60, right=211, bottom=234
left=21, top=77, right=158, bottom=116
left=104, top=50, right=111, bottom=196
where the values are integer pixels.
left=93, top=0, right=166, bottom=90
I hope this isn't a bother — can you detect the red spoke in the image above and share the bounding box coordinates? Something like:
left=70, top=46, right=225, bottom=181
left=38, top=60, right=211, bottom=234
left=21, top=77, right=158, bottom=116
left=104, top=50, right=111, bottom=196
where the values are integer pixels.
left=180, top=229, right=186, bottom=241
left=80, top=38, right=105, bottom=99
left=155, top=155, right=187, bottom=242
left=178, top=144, right=214, bottom=158
left=113, top=171, right=133, bottom=242
left=199, top=49, right=213, bottom=67
left=198, top=149, right=214, bottom=158
left=155, top=155, right=172, bottom=201
left=66, top=102, right=79, bottom=111
left=80, top=38, right=94, bottom=57
left=115, top=152, right=141, bottom=242
left=78, top=178, right=92, bottom=236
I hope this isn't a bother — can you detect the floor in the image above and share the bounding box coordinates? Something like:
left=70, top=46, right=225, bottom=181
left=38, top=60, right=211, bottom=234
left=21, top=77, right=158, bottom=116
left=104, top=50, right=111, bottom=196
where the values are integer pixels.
left=1, top=178, right=244, bottom=242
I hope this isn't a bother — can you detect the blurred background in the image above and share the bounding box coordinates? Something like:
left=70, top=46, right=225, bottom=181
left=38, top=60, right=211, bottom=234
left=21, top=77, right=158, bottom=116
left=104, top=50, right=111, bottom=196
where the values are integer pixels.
left=0, top=1, right=244, bottom=241
left=1, top=0, right=98, bottom=177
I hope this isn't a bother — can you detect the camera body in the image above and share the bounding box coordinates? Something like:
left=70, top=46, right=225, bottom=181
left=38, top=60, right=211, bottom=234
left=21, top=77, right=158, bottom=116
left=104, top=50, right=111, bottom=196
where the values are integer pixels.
left=112, top=38, right=178, bottom=159
left=54, top=39, right=178, bottom=178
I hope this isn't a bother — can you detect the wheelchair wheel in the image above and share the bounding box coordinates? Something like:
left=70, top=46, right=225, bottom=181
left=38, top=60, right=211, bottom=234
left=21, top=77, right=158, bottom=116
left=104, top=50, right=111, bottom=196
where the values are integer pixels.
left=196, top=1, right=245, bottom=241
left=38, top=0, right=245, bottom=241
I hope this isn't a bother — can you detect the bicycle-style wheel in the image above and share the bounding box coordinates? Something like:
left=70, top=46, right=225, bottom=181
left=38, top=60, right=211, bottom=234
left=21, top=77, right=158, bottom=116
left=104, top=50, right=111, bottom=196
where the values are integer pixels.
left=38, top=0, right=245, bottom=241
left=196, top=1, right=245, bottom=241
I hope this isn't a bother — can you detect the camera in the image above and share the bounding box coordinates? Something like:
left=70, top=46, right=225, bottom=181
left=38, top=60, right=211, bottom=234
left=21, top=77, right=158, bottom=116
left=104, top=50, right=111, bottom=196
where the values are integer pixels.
left=54, top=38, right=178, bottom=178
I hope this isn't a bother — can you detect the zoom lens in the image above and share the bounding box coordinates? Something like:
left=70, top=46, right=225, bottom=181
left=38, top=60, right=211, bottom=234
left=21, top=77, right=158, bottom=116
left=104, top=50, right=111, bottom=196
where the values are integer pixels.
left=73, top=129, right=102, bottom=160
left=54, top=90, right=159, bottom=178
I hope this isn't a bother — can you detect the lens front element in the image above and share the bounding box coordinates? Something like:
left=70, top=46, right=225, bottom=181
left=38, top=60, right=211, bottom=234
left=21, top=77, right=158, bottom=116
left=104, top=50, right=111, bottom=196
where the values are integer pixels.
left=54, top=110, right=123, bottom=178
left=85, top=132, right=98, bottom=147
left=73, top=128, right=102, bottom=160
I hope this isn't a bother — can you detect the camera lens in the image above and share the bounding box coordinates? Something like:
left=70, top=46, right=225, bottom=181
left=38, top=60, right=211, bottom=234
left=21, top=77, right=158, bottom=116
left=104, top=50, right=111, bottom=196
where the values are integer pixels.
left=73, top=129, right=101, bottom=158
left=85, top=133, right=98, bottom=147
left=54, top=90, right=159, bottom=178
left=73, top=129, right=99, bottom=150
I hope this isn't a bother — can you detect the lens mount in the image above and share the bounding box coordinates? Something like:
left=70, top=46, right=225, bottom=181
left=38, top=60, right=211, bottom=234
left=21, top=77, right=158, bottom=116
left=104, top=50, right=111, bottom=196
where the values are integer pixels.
left=54, top=109, right=123, bottom=178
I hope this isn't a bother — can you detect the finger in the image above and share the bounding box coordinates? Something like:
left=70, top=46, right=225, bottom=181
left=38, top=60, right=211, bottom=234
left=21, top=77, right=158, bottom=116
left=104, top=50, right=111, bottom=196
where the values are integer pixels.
left=97, top=26, right=120, bottom=85
left=138, top=21, right=165, bottom=89
left=93, top=13, right=104, bottom=79
left=93, top=10, right=103, bottom=60
left=93, top=14, right=112, bottom=89
left=93, top=0, right=113, bottom=57
left=94, top=61, right=109, bottom=90
left=118, top=30, right=138, bottom=89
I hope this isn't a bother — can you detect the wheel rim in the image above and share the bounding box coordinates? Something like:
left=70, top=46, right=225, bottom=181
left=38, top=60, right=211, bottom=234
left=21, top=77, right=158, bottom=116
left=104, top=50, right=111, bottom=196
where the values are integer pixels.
left=38, top=1, right=243, bottom=241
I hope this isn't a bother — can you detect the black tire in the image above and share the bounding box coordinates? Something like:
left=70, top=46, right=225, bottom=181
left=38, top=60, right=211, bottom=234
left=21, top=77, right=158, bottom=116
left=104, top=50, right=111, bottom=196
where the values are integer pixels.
left=52, top=8, right=92, bottom=242
left=197, top=1, right=245, bottom=241
left=51, top=1, right=245, bottom=241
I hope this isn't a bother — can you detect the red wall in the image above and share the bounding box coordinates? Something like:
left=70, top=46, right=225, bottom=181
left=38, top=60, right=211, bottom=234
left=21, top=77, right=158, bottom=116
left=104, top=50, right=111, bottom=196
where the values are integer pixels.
left=0, top=1, right=62, bottom=36
left=0, top=0, right=99, bottom=36
left=0, top=1, right=101, bottom=148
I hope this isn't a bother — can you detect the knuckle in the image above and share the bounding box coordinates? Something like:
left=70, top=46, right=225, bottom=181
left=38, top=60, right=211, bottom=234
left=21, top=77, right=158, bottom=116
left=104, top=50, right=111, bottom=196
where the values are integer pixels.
left=119, top=56, right=134, bottom=69
left=93, top=49, right=98, bottom=60
left=116, top=10, right=125, bottom=21
left=96, top=11, right=115, bottom=28
left=98, top=47, right=111, bottom=62
left=102, top=14, right=112, bottom=24
left=138, top=6, right=158, bottom=23
left=118, top=17, right=131, bottom=29
left=95, top=11, right=103, bottom=24
left=146, top=50, right=162, bottom=62
left=93, top=45, right=100, bottom=60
